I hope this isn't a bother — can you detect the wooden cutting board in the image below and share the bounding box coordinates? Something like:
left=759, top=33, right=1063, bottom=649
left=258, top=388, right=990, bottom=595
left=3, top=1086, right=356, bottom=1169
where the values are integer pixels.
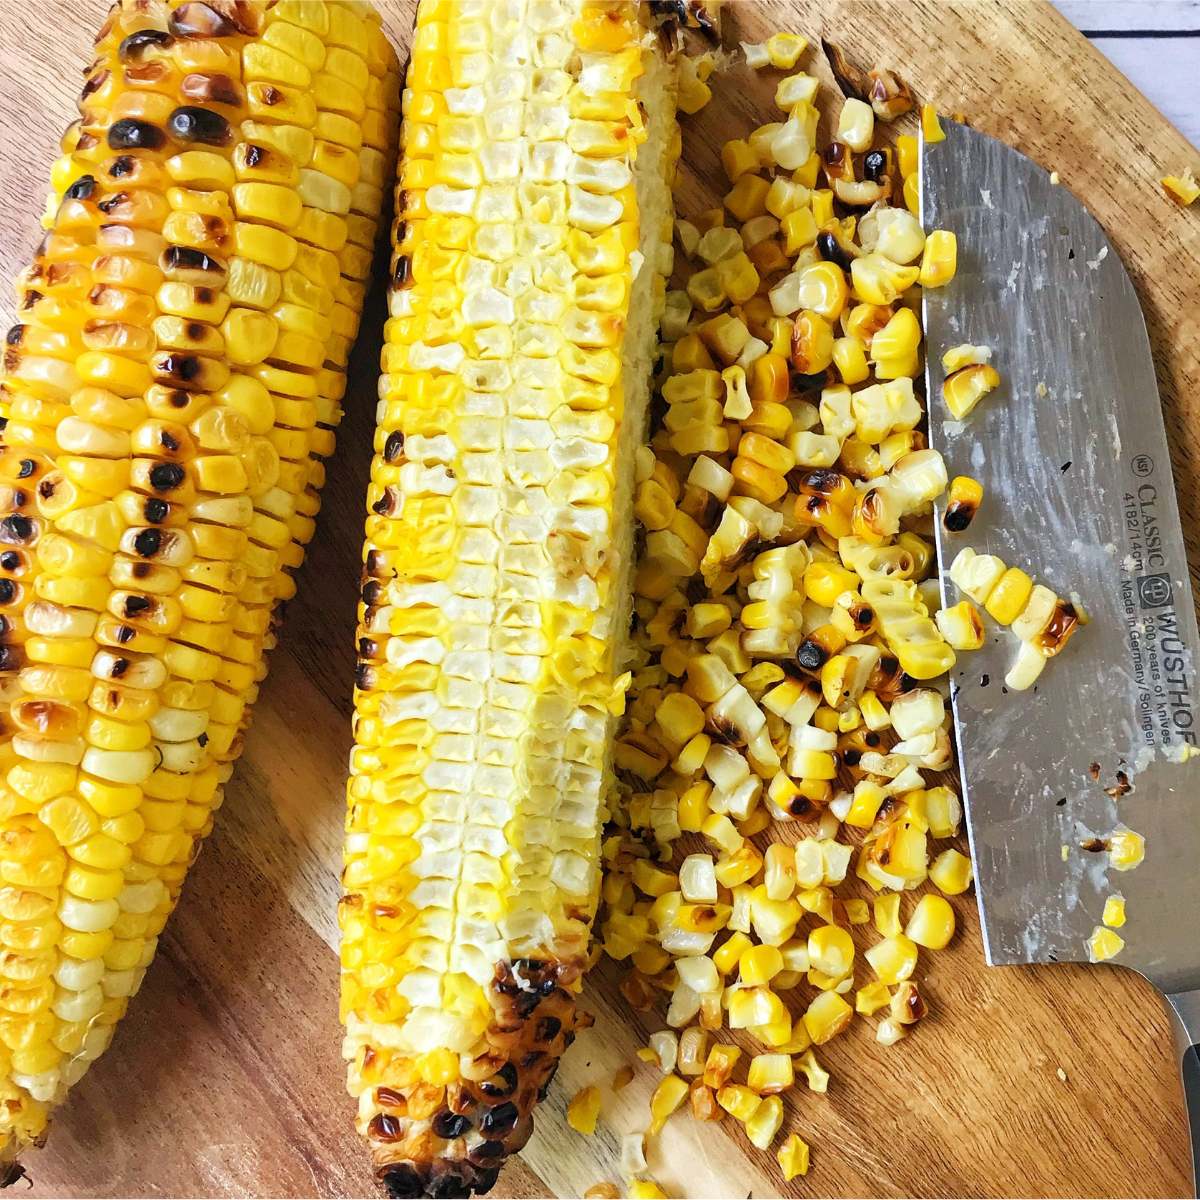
left=1, top=1, right=1198, bottom=1196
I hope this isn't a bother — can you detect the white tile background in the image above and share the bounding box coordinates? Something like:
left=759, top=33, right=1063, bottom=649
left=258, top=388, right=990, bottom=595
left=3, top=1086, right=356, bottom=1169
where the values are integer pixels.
left=1054, top=0, right=1200, bottom=146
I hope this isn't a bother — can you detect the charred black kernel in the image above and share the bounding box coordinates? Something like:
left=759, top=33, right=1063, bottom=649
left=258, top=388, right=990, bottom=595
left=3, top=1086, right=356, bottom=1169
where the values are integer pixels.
left=144, top=498, right=169, bottom=523
left=169, top=391, right=190, bottom=409
left=383, top=431, right=404, bottom=462
left=96, top=193, right=126, bottom=214
left=133, top=528, right=162, bottom=557
left=119, top=28, right=173, bottom=59
left=943, top=504, right=973, bottom=532
left=197, top=731, right=208, bottom=747
left=10, top=490, right=26, bottom=509
left=161, top=245, right=223, bottom=276
left=367, top=1113, right=403, bottom=1143
left=391, top=255, right=412, bottom=290
left=378, top=1165, right=422, bottom=1199
left=361, top=580, right=382, bottom=606
left=114, top=625, right=135, bottom=645
left=132, top=562, right=151, bottom=579
left=260, top=84, right=283, bottom=106
left=796, top=639, right=827, bottom=671
left=0, top=552, right=19, bottom=572
left=843, top=748, right=862, bottom=767
left=354, top=663, right=374, bottom=690
left=123, top=595, right=151, bottom=617
left=81, top=71, right=108, bottom=99
left=428, top=1175, right=466, bottom=1200
left=474, top=1167, right=500, bottom=1194
left=169, top=1, right=247, bottom=37
left=536, top=1015, right=562, bottom=1041
left=156, top=353, right=202, bottom=382
left=863, top=149, right=888, bottom=181
left=64, top=175, right=96, bottom=200
left=431, top=1111, right=470, bottom=1139
left=21, top=291, right=42, bottom=310
left=244, top=143, right=264, bottom=166
left=168, top=105, right=231, bottom=146
left=371, top=493, right=391, bottom=515
left=480, top=1062, right=518, bottom=1098
left=150, top=462, right=186, bottom=491
left=110, top=657, right=129, bottom=678
left=864, top=731, right=881, bottom=747
left=0, top=516, right=33, bottom=544
left=823, top=141, right=848, bottom=168
left=108, top=119, right=165, bottom=151
left=817, top=231, right=853, bottom=270
left=357, top=637, right=379, bottom=659
left=16, top=460, right=35, bottom=480
left=107, top=156, right=135, bottom=179
left=898, top=673, right=919, bottom=692
left=468, top=1140, right=506, bottom=1161
left=479, top=1102, right=518, bottom=1135
left=160, top=430, right=181, bottom=452
left=4, top=325, right=22, bottom=346
left=185, top=321, right=206, bottom=340
left=0, top=580, right=15, bottom=604
left=0, top=646, right=18, bottom=671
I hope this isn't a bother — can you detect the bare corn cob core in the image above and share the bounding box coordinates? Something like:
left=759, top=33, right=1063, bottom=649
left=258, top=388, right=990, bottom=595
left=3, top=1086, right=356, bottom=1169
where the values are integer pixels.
left=340, top=1, right=682, bottom=1194
left=0, top=0, right=397, bottom=1170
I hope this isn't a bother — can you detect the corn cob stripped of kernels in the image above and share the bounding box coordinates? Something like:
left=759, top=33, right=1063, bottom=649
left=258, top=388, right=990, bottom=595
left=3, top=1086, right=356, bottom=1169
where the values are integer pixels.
left=339, top=2, right=689, bottom=1196
left=0, top=0, right=397, bottom=1171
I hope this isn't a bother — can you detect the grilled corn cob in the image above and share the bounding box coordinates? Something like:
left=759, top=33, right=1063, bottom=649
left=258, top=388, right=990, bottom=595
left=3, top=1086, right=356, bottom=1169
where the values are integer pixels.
left=340, top=2, right=688, bottom=1195
left=0, top=0, right=397, bottom=1171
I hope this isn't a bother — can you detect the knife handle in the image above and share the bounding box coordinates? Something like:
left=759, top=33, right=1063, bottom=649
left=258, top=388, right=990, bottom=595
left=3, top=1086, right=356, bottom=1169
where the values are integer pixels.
left=1168, top=991, right=1200, bottom=1197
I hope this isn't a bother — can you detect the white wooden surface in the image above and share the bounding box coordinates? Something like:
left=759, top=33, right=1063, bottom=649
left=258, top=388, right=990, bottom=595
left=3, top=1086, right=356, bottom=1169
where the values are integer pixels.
left=1055, top=0, right=1200, bottom=146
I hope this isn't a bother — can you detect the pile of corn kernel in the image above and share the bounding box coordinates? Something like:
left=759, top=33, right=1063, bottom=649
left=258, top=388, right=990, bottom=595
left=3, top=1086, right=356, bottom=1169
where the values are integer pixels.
left=579, top=34, right=1092, bottom=1196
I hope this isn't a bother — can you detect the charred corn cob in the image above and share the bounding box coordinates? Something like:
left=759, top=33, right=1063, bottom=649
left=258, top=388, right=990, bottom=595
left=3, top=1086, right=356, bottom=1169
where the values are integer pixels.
left=0, top=0, right=397, bottom=1170
left=340, top=2, right=687, bottom=1195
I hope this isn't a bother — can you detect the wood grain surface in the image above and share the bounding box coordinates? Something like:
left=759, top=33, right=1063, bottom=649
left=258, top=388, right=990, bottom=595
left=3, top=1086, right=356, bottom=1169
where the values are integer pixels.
left=1, top=2, right=1198, bottom=1197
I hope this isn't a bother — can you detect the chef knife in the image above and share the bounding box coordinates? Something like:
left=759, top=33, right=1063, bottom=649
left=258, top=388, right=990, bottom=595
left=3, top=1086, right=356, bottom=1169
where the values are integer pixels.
left=921, top=119, right=1200, bottom=1186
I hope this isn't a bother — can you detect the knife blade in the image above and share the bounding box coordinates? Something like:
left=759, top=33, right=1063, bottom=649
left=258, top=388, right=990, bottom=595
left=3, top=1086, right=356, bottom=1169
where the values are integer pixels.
left=920, top=120, right=1200, bottom=997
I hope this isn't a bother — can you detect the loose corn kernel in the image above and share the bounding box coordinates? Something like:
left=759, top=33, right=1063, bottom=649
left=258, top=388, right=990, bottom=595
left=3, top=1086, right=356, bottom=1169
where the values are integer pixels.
left=778, top=1133, right=812, bottom=1180
left=919, top=230, right=958, bottom=287
left=766, top=33, right=808, bottom=69
left=921, top=103, right=946, bottom=143
left=803, top=990, right=852, bottom=1044
left=725, top=175, right=772, bottom=222
left=1162, top=168, right=1200, bottom=205
left=808, top=924, right=854, bottom=978
left=717, top=1083, right=761, bottom=1122
left=929, top=848, right=974, bottom=895
left=943, top=475, right=984, bottom=532
left=856, top=981, right=892, bottom=1015
left=942, top=343, right=992, bottom=372
left=722, top=139, right=760, bottom=182
left=747, top=1052, right=794, bottom=1095
left=935, top=600, right=984, bottom=651
left=865, top=934, right=919, bottom=984
left=794, top=1049, right=829, bottom=1093
left=567, top=1086, right=602, bottom=1135
left=1087, top=925, right=1125, bottom=963
left=745, top=1094, right=784, bottom=1150
left=906, top=894, right=956, bottom=949
left=1103, top=895, right=1127, bottom=928
left=1108, top=828, right=1145, bottom=871
left=703, top=1043, right=742, bottom=1089
left=628, top=1181, right=668, bottom=1200
left=648, top=1074, right=689, bottom=1134
left=897, top=135, right=919, bottom=178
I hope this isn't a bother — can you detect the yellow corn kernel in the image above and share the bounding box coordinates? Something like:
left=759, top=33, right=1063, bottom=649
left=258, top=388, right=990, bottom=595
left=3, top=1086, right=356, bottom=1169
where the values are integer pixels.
left=747, top=1052, right=794, bottom=1095
left=855, top=981, right=892, bottom=1015
left=725, top=174, right=771, bottom=222
left=904, top=172, right=920, bottom=214
left=808, top=924, right=854, bottom=978
left=678, top=783, right=712, bottom=833
left=943, top=362, right=1000, bottom=419
left=744, top=1094, right=783, bottom=1150
left=811, top=188, right=834, bottom=226
left=1087, top=925, right=1125, bottom=963
left=925, top=786, right=962, bottom=839
left=794, top=262, right=849, bottom=322
left=845, top=899, right=870, bottom=925
left=870, top=307, right=921, bottom=362
left=716, top=1083, right=760, bottom=1122
left=929, top=848, right=974, bottom=896
left=567, top=1085, right=602, bottom=1136
left=832, top=335, right=869, bottom=384
left=943, top=475, right=984, bottom=533
left=766, top=33, right=808, bottom=69
left=738, top=943, right=783, bottom=985
left=778, top=1133, right=811, bottom=1180
left=802, top=990, right=852, bottom=1044
left=985, top=567, right=1034, bottom=626
left=919, top=229, right=958, bottom=287
left=722, top=139, right=759, bottom=182
left=846, top=780, right=887, bottom=829
left=906, top=894, right=956, bottom=949
left=942, top=343, right=992, bottom=372
left=703, top=1042, right=741, bottom=1090
left=628, top=1181, right=668, bottom=1200
left=865, top=934, right=919, bottom=986
left=921, top=103, right=946, bottom=143
left=897, top=135, right=919, bottom=178
left=850, top=254, right=920, bottom=305
left=1103, top=895, right=1127, bottom=928
left=1162, top=169, right=1200, bottom=206
left=1108, top=828, right=1145, bottom=871
left=781, top=207, right=818, bottom=255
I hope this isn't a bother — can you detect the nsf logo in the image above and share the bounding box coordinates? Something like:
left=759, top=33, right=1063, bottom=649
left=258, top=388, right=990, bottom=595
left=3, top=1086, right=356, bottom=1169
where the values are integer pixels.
left=1138, top=573, right=1173, bottom=609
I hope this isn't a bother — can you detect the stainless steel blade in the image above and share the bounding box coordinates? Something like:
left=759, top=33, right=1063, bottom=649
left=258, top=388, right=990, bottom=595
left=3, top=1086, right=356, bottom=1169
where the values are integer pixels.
left=922, top=120, right=1200, bottom=992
